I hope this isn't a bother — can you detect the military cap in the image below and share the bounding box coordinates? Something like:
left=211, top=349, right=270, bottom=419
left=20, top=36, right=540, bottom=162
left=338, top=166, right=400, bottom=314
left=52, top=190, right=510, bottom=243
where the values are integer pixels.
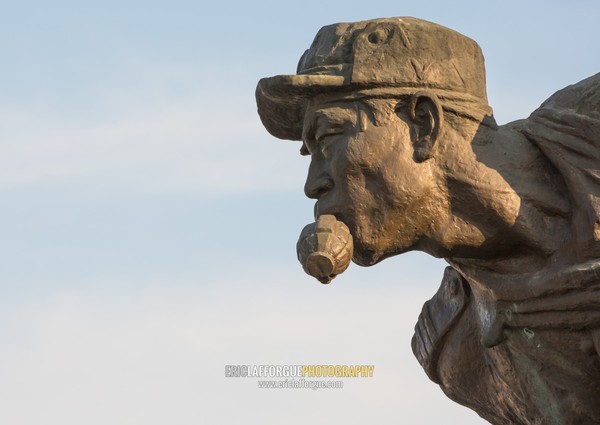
left=256, top=17, right=490, bottom=140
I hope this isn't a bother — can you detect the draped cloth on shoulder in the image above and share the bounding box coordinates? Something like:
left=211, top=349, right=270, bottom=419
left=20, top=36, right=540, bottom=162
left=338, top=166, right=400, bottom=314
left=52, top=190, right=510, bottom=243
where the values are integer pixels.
left=415, top=74, right=600, bottom=355
left=480, top=73, right=600, bottom=344
left=412, top=75, right=600, bottom=424
left=523, top=73, right=600, bottom=259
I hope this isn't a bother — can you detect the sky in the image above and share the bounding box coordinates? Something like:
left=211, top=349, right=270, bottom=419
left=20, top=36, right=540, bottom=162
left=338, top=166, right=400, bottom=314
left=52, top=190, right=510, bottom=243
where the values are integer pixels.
left=1, top=1, right=599, bottom=424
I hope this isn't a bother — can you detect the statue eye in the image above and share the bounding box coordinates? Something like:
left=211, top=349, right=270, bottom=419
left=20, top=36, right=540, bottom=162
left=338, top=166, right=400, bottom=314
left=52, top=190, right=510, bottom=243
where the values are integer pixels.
left=315, top=128, right=344, bottom=143
left=316, top=131, right=344, bottom=159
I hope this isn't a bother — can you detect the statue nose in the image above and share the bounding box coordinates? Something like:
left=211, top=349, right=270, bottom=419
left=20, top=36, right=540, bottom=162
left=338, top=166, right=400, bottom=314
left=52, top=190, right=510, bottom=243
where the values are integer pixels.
left=304, top=173, right=333, bottom=199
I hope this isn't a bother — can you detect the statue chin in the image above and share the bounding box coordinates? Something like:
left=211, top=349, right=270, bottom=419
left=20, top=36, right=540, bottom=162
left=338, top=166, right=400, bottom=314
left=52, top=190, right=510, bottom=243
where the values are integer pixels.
left=352, top=240, right=416, bottom=267
left=351, top=247, right=382, bottom=267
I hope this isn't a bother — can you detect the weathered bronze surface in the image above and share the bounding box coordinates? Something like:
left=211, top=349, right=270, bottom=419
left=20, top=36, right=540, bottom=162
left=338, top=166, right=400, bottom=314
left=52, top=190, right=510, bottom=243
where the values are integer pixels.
left=256, top=17, right=600, bottom=424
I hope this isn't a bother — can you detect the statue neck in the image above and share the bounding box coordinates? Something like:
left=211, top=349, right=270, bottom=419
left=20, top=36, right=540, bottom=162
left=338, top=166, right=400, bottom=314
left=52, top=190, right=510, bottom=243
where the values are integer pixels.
left=423, top=122, right=570, bottom=272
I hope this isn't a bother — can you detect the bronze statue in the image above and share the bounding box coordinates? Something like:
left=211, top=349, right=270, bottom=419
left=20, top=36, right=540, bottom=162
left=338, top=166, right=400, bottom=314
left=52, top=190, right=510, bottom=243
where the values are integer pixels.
left=256, top=17, right=600, bottom=425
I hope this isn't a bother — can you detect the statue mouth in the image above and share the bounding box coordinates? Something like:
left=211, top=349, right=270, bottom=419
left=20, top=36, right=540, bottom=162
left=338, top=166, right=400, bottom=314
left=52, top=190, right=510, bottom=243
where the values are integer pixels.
left=314, top=201, right=338, bottom=220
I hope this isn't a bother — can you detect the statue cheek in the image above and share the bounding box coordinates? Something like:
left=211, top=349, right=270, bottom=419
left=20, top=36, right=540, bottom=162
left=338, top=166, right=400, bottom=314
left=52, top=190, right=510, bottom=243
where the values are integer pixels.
left=347, top=140, right=386, bottom=174
left=335, top=146, right=368, bottom=178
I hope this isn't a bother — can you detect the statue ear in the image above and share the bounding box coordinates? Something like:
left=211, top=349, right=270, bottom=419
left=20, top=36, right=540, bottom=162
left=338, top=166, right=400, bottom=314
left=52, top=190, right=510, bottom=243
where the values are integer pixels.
left=407, top=91, right=444, bottom=162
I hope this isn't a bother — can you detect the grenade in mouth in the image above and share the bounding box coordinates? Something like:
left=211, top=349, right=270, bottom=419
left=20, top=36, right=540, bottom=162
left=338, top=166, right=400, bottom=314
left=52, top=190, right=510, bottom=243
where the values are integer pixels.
left=296, top=215, right=354, bottom=283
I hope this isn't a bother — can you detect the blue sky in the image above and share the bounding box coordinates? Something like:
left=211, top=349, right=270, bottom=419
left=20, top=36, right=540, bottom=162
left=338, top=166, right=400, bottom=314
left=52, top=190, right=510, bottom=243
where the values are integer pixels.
left=1, top=1, right=599, bottom=424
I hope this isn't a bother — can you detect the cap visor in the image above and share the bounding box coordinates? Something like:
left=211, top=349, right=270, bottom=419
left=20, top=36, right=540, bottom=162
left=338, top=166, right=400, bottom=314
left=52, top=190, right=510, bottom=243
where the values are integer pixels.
left=256, top=74, right=346, bottom=140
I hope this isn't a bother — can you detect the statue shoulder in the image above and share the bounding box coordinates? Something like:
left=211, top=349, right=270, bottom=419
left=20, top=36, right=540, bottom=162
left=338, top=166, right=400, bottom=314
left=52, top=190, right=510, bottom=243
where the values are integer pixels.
left=536, top=72, right=600, bottom=119
left=521, top=72, right=600, bottom=260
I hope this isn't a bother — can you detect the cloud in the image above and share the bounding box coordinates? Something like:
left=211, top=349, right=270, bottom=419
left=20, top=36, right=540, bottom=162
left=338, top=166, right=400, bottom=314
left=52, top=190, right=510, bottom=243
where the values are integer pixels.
left=0, top=65, right=306, bottom=195
left=0, top=260, right=485, bottom=425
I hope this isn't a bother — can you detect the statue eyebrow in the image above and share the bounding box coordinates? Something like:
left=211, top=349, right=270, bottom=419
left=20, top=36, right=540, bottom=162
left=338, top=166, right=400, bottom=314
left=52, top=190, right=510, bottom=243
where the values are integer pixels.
left=315, top=111, right=351, bottom=138
left=301, top=107, right=353, bottom=155
left=303, top=110, right=331, bottom=141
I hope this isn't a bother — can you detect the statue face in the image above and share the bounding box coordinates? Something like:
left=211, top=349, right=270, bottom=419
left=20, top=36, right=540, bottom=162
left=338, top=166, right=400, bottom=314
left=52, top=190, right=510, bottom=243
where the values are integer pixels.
left=302, top=99, right=443, bottom=266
